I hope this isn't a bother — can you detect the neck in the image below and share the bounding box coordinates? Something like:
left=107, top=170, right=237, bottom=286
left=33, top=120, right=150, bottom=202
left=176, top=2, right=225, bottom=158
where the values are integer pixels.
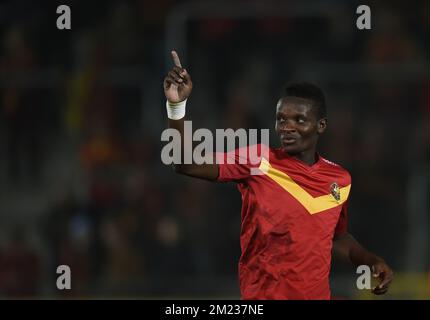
left=287, top=149, right=317, bottom=166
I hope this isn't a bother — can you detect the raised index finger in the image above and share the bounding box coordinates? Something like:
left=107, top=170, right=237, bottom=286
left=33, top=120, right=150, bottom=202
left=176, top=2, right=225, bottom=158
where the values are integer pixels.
left=171, top=50, right=182, bottom=68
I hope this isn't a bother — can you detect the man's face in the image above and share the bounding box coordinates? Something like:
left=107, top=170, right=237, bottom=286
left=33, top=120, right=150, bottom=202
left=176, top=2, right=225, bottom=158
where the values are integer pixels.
left=275, top=97, right=327, bottom=155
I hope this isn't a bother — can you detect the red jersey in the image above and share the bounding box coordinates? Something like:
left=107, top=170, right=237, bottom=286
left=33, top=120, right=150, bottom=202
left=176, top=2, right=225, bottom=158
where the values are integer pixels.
left=216, top=144, right=351, bottom=300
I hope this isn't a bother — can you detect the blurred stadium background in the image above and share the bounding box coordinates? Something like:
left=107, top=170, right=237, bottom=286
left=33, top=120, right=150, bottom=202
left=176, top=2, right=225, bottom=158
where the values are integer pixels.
left=0, top=0, right=429, bottom=299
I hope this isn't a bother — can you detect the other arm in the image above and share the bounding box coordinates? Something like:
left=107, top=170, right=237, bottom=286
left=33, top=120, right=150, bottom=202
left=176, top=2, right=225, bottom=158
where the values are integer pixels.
left=333, top=232, right=394, bottom=295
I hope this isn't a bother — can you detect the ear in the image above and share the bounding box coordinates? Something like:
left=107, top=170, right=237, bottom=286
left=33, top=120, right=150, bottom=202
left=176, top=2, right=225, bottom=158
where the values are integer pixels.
left=317, top=118, right=327, bottom=134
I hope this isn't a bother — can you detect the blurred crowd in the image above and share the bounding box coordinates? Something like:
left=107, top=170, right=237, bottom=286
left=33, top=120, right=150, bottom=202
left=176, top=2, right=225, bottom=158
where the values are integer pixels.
left=0, top=0, right=429, bottom=298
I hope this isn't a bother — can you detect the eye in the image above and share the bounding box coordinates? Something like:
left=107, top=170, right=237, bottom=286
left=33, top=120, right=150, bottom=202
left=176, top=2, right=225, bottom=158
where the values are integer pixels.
left=297, top=117, right=306, bottom=124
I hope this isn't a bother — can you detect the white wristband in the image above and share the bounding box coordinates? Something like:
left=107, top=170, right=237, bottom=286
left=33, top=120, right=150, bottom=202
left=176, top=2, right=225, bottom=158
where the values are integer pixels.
left=166, top=99, right=187, bottom=120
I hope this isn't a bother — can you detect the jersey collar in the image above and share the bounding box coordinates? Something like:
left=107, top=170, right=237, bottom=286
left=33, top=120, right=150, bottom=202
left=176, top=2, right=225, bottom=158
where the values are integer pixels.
left=275, top=147, right=323, bottom=170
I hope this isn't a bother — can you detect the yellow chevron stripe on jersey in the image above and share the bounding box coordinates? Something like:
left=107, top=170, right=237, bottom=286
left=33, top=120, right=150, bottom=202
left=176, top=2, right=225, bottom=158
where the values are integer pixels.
left=259, top=158, right=351, bottom=214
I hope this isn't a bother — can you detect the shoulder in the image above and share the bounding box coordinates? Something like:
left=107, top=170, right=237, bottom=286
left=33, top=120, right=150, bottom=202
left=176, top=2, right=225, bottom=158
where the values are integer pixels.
left=319, top=156, right=352, bottom=184
left=243, top=143, right=273, bottom=160
left=216, top=143, right=272, bottom=166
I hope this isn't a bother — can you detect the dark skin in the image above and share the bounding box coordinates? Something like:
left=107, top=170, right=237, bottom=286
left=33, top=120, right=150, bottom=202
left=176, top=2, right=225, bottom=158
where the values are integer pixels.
left=275, top=96, right=326, bottom=165
left=164, top=51, right=394, bottom=295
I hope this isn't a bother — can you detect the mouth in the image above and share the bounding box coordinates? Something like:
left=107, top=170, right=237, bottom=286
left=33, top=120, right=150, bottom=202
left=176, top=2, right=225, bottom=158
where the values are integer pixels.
left=281, top=136, right=299, bottom=145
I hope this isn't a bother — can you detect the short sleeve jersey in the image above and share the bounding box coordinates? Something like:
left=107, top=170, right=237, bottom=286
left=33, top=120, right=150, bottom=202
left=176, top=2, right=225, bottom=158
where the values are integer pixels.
left=216, top=144, right=351, bottom=300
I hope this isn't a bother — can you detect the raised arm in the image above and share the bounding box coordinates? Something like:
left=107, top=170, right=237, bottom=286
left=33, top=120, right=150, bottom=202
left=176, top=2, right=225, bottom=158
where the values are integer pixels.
left=163, top=50, right=219, bottom=181
left=333, top=232, right=394, bottom=295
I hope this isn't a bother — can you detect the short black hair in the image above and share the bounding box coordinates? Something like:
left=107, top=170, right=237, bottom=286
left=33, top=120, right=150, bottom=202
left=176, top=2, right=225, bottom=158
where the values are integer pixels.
left=282, top=82, right=327, bottom=119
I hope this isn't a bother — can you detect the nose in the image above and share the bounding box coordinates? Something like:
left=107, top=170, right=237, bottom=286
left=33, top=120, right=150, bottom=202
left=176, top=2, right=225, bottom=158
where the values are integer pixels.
left=279, top=120, right=297, bottom=133
left=284, top=126, right=297, bottom=133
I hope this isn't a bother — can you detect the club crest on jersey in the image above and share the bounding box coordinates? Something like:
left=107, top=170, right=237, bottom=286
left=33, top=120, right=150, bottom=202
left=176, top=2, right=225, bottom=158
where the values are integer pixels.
left=330, top=182, right=341, bottom=202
